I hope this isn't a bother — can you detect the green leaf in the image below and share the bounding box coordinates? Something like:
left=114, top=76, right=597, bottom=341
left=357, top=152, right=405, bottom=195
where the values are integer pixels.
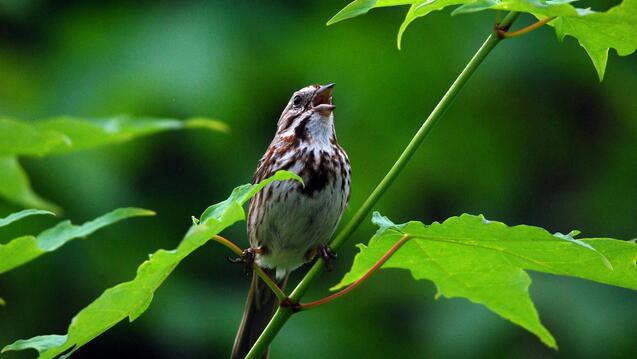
left=199, top=170, right=303, bottom=223
left=327, top=0, right=412, bottom=25
left=0, top=115, right=227, bottom=212
left=1, top=335, right=67, bottom=354
left=0, top=156, right=60, bottom=212
left=0, top=118, right=71, bottom=157
left=392, top=0, right=584, bottom=48
left=1, top=171, right=301, bottom=358
left=0, top=297, right=5, bottom=306
left=451, top=0, right=582, bottom=17
left=0, top=115, right=228, bottom=157
left=329, top=0, right=637, bottom=78
left=0, top=209, right=54, bottom=227
left=334, top=212, right=637, bottom=348
left=329, top=0, right=585, bottom=47
left=397, top=1, right=464, bottom=49
left=0, top=208, right=154, bottom=274
left=550, top=0, right=637, bottom=80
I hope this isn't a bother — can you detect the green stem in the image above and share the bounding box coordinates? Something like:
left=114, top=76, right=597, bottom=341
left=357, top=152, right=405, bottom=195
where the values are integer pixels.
left=245, top=11, right=520, bottom=359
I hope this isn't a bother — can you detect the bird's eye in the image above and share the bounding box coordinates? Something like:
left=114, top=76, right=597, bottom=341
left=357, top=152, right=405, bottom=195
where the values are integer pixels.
left=293, top=95, right=302, bottom=106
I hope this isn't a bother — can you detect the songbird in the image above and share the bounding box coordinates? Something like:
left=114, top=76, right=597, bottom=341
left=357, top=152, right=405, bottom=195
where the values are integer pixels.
left=232, top=83, right=351, bottom=358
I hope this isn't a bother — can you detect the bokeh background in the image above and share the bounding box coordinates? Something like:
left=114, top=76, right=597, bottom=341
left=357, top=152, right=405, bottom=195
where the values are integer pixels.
left=1, top=0, right=636, bottom=358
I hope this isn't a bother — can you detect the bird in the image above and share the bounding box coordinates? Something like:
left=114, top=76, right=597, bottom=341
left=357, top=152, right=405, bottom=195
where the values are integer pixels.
left=231, top=83, right=351, bottom=358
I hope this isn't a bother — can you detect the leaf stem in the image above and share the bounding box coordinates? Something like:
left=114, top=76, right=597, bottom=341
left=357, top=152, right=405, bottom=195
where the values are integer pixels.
left=254, top=266, right=287, bottom=302
left=245, top=11, right=520, bottom=359
left=299, top=235, right=410, bottom=310
left=213, top=234, right=243, bottom=254
left=213, top=235, right=287, bottom=301
left=501, top=16, right=554, bottom=38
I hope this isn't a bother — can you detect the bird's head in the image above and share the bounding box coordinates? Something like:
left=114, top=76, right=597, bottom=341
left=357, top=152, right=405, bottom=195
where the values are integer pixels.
left=276, top=83, right=336, bottom=145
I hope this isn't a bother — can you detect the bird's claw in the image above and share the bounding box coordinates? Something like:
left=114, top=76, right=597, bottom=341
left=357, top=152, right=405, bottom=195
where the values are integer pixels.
left=227, top=248, right=258, bottom=275
left=318, top=244, right=337, bottom=272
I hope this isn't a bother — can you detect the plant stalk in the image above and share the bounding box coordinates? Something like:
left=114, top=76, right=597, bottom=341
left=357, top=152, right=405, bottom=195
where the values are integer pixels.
left=214, top=235, right=286, bottom=301
left=502, top=16, right=554, bottom=38
left=299, top=234, right=410, bottom=310
left=245, top=11, right=520, bottom=359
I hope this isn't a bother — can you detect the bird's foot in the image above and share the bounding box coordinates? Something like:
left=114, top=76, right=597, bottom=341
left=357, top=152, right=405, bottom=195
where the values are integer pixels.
left=317, top=244, right=338, bottom=272
left=227, top=247, right=265, bottom=275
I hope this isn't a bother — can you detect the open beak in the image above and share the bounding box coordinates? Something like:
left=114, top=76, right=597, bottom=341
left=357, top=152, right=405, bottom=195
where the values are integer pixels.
left=312, top=83, right=335, bottom=115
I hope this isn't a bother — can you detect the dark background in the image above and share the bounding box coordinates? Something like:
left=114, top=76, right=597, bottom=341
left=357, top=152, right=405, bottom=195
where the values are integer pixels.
left=1, top=0, right=636, bottom=358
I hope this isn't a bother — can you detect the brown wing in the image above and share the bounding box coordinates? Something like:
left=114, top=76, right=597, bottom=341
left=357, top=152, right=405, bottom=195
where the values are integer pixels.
left=252, top=147, right=275, bottom=184
left=247, top=146, right=277, bottom=248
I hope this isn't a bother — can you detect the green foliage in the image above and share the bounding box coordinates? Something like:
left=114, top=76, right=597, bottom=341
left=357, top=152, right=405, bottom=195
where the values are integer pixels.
left=1, top=3, right=635, bottom=357
left=0, top=116, right=227, bottom=157
left=0, top=208, right=154, bottom=274
left=334, top=212, right=637, bottom=348
left=327, top=0, right=411, bottom=26
left=328, top=0, right=637, bottom=79
left=0, top=118, right=69, bottom=157
left=550, top=0, right=637, bottom=80
left=2, top=336, right=67, bottom=355
left=1, top=171, right=301, bottom=359
left=0, top=115, right=227, bottom=212
left=0, top=209, right=54, bottom=227
left=0, top=157, right=59, bottom=212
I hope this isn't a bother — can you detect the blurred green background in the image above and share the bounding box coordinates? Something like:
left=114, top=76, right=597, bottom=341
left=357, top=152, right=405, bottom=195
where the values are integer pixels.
left=1, top=0, right=636, bottom=358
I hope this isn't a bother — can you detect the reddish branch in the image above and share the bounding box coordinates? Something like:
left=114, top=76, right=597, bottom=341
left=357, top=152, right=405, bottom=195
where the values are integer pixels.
left=497, top=16, right=555, bottom=39
left=298, top=234, right=411, bottom=310
left=215, top=232, right=413, bottom=311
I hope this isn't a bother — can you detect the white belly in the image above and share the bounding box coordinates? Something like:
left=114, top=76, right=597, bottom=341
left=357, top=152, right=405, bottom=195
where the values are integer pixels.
left=250, top=161, right=348, bottom=277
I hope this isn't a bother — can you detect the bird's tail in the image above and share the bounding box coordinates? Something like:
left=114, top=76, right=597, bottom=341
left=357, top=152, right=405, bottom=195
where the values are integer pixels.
left=231, top=269, right=287, bottom=359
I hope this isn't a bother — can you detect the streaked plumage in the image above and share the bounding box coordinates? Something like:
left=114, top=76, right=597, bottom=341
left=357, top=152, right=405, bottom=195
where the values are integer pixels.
left=232, top=83, right=351, bottom=359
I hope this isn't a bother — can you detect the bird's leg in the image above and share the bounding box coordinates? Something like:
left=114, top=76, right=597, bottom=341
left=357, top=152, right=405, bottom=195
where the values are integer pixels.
left=317, top=244, right=337, bottom=272
left=227, top=247, right=266, bottom=275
